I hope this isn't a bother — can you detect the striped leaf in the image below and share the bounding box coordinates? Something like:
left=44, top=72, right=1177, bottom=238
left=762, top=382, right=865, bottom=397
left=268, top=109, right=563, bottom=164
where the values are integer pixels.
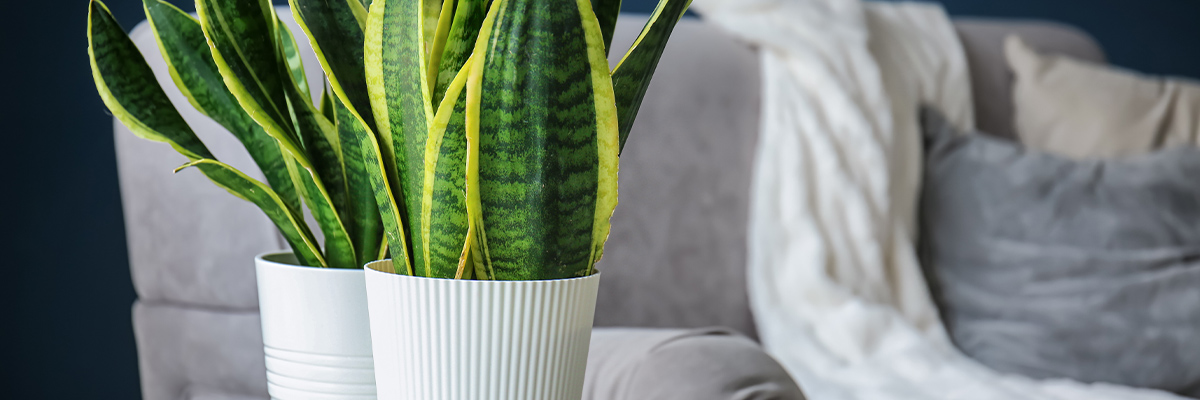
left=319, top=82, right=335, bottom=122
left=142, top=0, right=302, bottom=214
left=179, top=160, right=326, bottom=267
left=89, top=0, right=323, bottom=267
left=591, top=0, right=621, bottom=56
left=288, top=0, right=378, bottom=133
left=421, top=58, right=474, bottom=279
left=355, top=102, right=415, bottom=274
left=431, top=0, right=486, bottom=105
left=335, top=95, right=385, bottom=266
left=277, top=17, right=312, bottom=100
left=90, top=0, right=212, bottom=161
left=610, top=0, right=692, bottom=152
left=285, top=151, right=358, bottom=268
left=271, top=10, right=360, bottom=269
left=195, top=0, right=310, bottom=168
left=365, top=0, right=437, bottom=276
left=465, top=0, right=619, bottom=280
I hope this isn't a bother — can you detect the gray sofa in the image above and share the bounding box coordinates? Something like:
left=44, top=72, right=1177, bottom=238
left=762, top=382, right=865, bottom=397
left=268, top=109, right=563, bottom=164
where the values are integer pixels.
left=115, top=11, right=1104, bottom=400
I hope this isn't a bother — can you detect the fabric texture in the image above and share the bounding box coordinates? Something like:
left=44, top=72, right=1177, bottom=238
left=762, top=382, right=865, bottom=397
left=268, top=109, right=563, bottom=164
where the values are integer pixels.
left=695, top=0, right=1193, bottom=399
left=919, top=108, right=1200, bottom=397
left=952, top=19, right=1105, bottom=140
left=585, top=328, right=805, bottom=400
left=594, top=16, right=763, bottom=338
left=1008, top=35, right=1200, bottom=159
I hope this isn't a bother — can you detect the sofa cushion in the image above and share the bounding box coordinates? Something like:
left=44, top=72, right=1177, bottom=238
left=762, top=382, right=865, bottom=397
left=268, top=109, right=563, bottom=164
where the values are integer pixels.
left=953, top=19, right=1105, bottom=141
left=918, top=108, right=1200, bottom=395
left=1008, top=35, right=1200, bottom=158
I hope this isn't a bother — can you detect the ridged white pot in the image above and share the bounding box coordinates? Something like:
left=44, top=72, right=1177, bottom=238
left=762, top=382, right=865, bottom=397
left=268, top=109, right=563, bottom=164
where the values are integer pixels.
left=364, top=260, right=600, bottom=400
left=255, top=252, right=376, bottom=400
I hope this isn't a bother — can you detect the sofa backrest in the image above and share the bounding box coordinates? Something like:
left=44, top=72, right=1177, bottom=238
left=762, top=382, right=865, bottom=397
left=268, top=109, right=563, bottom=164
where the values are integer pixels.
left=116, top=13, right=1105, bottom=339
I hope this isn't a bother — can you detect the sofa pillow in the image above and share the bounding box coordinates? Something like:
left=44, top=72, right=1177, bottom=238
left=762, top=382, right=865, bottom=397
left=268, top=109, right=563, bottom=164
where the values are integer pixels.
left=917, top=107, right=1200, bottom=396
left=1007, top=35, right=1200, bottom=159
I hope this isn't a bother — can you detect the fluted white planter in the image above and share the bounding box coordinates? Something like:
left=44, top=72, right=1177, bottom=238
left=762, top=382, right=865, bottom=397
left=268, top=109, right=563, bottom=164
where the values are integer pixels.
left=364, top=260, right=600, bottom=400
left=255, top=252, right=376, bottom=400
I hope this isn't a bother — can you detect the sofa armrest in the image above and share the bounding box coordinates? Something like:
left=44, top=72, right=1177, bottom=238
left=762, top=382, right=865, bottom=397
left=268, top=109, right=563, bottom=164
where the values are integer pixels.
left=585, top=328, right=805, bottom=400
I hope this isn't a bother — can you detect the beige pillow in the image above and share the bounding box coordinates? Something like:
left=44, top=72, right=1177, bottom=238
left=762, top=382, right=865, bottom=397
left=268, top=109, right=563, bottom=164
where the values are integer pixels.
left=1006, top=35, right=1200, bottom=159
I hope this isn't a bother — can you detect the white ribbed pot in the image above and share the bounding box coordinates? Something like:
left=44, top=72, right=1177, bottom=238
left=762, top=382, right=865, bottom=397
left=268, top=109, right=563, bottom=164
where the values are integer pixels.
left=255, top=252, right=376, bottom=400
left=363, top=260, right=600, bottom=400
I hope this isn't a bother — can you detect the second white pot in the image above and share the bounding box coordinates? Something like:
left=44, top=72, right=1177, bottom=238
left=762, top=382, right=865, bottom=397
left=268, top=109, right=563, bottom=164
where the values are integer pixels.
left=364, top=260, right=601, bottom=400
left=256, top=252, right=376, bottom=399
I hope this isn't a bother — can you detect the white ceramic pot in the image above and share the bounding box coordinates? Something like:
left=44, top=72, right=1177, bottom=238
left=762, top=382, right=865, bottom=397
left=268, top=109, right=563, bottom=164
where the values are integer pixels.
left=363, top=260, right=600, bottom=400
left=255, top=252, right=376, bottom=400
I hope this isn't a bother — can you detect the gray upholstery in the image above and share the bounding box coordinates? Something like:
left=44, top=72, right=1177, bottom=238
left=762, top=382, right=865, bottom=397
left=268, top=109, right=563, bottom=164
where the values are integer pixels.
left=115, top=11, right=1105, bottom=400
left=595, top=16, right=763, bottom=338
left=918, top=108, right=1200, bottom=396
left=585, top=329, right=805, bottom=400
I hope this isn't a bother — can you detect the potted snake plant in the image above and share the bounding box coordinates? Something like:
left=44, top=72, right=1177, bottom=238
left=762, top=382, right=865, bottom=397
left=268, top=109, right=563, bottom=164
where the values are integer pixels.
left=90, top=0, right=383, bottom=396
left=89, top=0, right=689, bottom=397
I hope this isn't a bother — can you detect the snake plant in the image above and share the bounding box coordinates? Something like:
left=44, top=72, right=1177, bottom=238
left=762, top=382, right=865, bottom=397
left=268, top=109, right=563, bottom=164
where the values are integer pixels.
left=89, top=0, right=690, bottom=279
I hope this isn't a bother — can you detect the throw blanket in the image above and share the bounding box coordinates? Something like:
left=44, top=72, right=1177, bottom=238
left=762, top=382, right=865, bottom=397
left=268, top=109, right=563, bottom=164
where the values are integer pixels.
left=690, top=0, right=1188, bottom=399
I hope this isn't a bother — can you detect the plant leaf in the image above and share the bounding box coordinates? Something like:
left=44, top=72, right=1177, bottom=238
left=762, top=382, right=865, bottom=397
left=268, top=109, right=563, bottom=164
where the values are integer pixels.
left=256, top=9, right=359, bottom=269
left=277, top=16, right=312, bottom=100
left=356, top=104, right=415, bottom=275
left=288, top=0, right=378, bottom=133
left=142, top=0, right=302, bottom=214
left=335, top=95, right=385, bottom=266
left=421, top=58, right=473, bottom=279
left=591, top=0, right=621, bottom=57
left=319, top=82, right=335, bottom=122
left=465, top=0, right=619, bottom=280
left=89, top=0, right=323, bottom=267
left=366, top=0, right=436, bottom=276
left=284, top=151, right=357, bottom=268
left=90, top=0, right=212, bottom=161
left=431, top=0, right=485, bottom=105
left=195, top=0, right=311, bottom=168
left=610, top=0, right=691, bottom=152
left=179, top=159, right=326, bottom=267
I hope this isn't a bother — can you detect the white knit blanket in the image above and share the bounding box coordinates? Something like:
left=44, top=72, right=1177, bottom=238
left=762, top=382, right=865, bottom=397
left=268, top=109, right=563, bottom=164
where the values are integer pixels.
left=691, top=0, right=1188, bottom=399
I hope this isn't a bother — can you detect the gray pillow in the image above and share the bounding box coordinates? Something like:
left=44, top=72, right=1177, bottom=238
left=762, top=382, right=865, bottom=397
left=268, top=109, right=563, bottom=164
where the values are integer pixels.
left=917, top=108, right=1200, bottom=396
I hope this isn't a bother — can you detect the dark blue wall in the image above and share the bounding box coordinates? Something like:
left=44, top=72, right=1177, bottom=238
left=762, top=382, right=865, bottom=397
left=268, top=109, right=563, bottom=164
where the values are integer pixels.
left=933, top=0, right=1200, bottom=80
left=4, top=0, right=1198, bottom=398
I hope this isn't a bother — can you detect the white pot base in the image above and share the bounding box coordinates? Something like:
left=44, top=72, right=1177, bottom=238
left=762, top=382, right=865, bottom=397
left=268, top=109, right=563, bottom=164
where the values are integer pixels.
left=364, top=260, right=600, bottom=400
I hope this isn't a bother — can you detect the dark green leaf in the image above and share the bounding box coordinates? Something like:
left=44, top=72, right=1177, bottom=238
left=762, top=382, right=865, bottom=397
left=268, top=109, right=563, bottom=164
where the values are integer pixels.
left=277, top=18, right=311, bottom=100
left=335, top=95, right=385, bottom=266
left=465, top=0, right=619, bottom=280
left=431, top=0, right=485, bottom=105
left=366, top=0, right=436, bottom=276
left=90, top=0, right=212, bottom=161
left=610, top=0, right=692, bottom=152
left=591, top=0, right=621, bottom=57
left=180, top=159, right=326, bottom=267
left=143, top=0, right=302, bottom=214
left=421, top=58, right=473, bottom=279
left=288, top=0, right=378, bottom=133
left=90, top=0, right=322, bottom=266
left=195, top=0, right=310, bottom=168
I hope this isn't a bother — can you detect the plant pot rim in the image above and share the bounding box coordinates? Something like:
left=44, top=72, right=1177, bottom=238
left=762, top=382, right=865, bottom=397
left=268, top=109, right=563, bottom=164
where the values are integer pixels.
left=256, top=251, right=366, bottom=273
left=364, top=259, right=601, bottom=283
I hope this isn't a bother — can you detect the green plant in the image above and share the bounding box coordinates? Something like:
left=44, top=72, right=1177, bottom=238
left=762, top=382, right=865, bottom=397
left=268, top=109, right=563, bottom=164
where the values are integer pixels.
left=88, top=0, right=690, bottom=279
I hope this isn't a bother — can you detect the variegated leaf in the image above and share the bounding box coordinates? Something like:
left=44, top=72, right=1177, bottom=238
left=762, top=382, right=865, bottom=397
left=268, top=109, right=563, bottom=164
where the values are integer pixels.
left=89, top=0, right=323, bottom=267
left=365, top=0, right=437, bottom=276
left=143, top=0, right=302, bottom=214
left=610, top=0, right=692, bottom=152
left=465, top=0, right=619, bottom=280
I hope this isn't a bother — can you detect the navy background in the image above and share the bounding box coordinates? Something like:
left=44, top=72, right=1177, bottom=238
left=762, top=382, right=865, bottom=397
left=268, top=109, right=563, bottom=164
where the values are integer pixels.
left=3, top=0, right=1197, bottom=398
